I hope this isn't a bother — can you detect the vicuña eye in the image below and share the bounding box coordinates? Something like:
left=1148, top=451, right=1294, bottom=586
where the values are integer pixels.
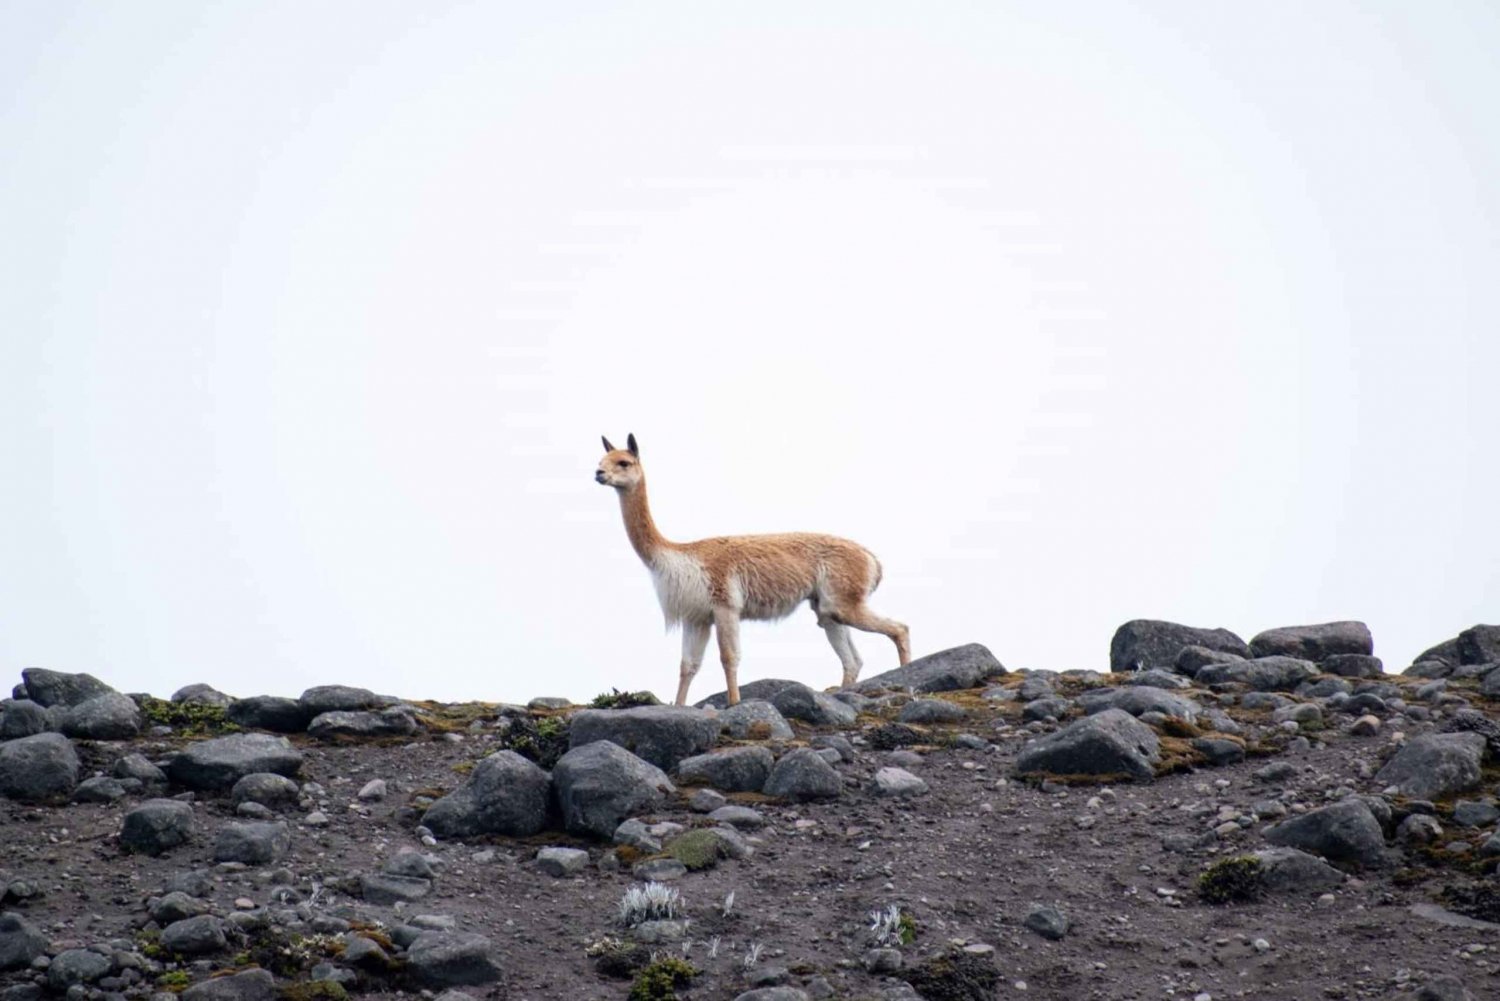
left=616, top=461, right=629, bottom=468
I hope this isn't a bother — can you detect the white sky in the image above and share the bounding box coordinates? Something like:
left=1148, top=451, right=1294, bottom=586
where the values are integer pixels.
left=3, top=3, right=1497, bottom=705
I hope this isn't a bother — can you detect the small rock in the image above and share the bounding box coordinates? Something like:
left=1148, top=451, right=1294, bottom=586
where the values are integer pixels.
left=120, top=799, right=195, bottom=855
left=358, top=779, right=387, bottom=801
left=873, top=767, right=929, bottom=798
left=161, top=915, right=228, bottom=955
left=762, top=748, right=842, bottom=801
left=689, top=788, right=727, bottom=812
left=1022, top=903, right=1069, bottom=940
left=535, top=847, right=589, bottom=877
left=214, top=822, right=292, bottom=865
left=863, top=948, right=903, bottom=973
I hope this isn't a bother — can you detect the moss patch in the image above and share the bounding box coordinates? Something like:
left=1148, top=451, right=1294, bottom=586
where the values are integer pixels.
left=665, top=829, right=729, bottom=871
left=1198, top=856, right=1265, bottom=904
left=496, top=715, right=571, bottom=769
left=138, top=697, right=240, bottom=737
left=277, top=982, right=349, bottom=1001
left=627, top=957, right=697, bottom=1001
left=900, top=949, right=999, bottom=1001
left=591, top=689, right=662, bottom=709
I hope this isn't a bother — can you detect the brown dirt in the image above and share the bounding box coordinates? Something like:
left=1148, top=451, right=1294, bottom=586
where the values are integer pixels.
left=2, top=677, right=1497, bottom=1001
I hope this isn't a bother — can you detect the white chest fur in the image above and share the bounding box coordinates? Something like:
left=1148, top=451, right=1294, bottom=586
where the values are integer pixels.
left=649, top=550, right=712, bottom=626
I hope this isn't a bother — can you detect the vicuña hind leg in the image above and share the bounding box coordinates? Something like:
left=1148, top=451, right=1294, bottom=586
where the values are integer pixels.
left=840, top=603, right=911, bottom=666
left=713, top=606, right=743, bottom=706
left=675, top=620, right=711, bottom=706
left=823, top=622, right=863, bottom=687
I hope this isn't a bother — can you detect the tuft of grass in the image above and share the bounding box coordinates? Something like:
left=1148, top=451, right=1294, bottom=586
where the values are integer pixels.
left=900, top=948, right=999, bottom=1001
left=277, top=982, right=349, bottom=1001
left=591, top=688, right=662, bottom=709
left=156, top=971, right=192, bottom=993
left=627, top=957, right=697, bottom=1001
left=496, top=715, right=570, bottom=769
left=1198, top=856, right=1265, bottom=904
left=665, top=829, right=728, bottom=872
left=586, top=936, right=650, bottom=979
left=617, top=882, right=685, bottom=927
left=138, top=697, right=239, bottom=737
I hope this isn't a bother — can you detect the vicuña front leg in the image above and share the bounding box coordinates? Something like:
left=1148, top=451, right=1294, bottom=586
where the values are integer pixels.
left=713, top=606, right=742, bottom=706
left=675, top=621, right=711, bottom=707
left=823, top=622, right=863, bottom=687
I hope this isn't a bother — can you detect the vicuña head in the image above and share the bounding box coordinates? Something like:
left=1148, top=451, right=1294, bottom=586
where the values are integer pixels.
left=596, top=433, right=911, bottom=706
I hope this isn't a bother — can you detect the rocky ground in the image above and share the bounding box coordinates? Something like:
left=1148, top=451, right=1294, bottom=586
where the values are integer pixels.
left=3, top=620, right=1500, bottom=1001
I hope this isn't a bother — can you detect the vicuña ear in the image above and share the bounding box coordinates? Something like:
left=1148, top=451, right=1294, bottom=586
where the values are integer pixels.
left=626, top=433, right=639, bottom=457
left=601, top=435, right=616, bottom=452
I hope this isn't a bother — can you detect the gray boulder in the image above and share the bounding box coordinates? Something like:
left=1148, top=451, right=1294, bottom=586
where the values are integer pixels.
left=406, top=932, right=503, bottom=988
left=120, top=798, right=195, bottom=855
left=1125, top=669, right=1192, bottom=690
left=1374, top=732, right=1486, bottom=800
left=1174, top=645, right=1245, bottom=676
left=1196, top=656, right=1318, bottom=691
left=421, top=750, right=551, bottom=839
left=152, top=892, right=209, bottom=924
left=535, top=847, right=589, bottom=877
left=0, top=732, right=79, bottom=801
left=1109, top=620, right=1247, bottom=673
left=307, top=708, right=419, bottom=739
left=1023, top=903, right=1069, bottom=940
left=853, top=642, right=1006, bottom=693
left=567, top=706, right=720, bottom=771
left=1264, top=799, right=1386, bottom=865
left=168, top=733, right=302, bottom=790
left=57, top=692, right=142, bottom=740
left=1323, top=654, right=1384, bottom=678
left=0, top=912, right=48, bottom=971
left=769, top=684, right=858, bottom=726
left=46, top=949, right=112, bottom=990
left=1252, top=847, right=1347, bottom=893
left=552, top=740, right=675, bottom=839
left=231, top=772, right=301, bottom=808
left=695, top=679, right=803, bottom=710
left=113, top=753, right=168, bottom=788
left=1249, top=621, right=1373, bottom=661
left=225, top=697, right=313, bottom=733
left=1016, top=709, right=1160, bottom=781
left=717, top=700, right=794, bottom=740
left=72, top=776, right=127, bottom=803
left=20, top=668, right=114, bottom=707
left=172, top=684, right=234, bottom=707
left=360, top=873, right=431, bottom=904
left=675, top=746, right=774, bottom=792
left=872, top=767, right=928, bottom=797
left=298, top=685, right=394, bottom=715
left=1079, top=686, right=1200, bottom=723
left=1458, top=625, right=1500, bottom=665
left=897, top=698, right=967, bottom=724
left=762, top=747, right=842, bottom=801
left=0, top=700, right=48, bottom=740
left=214, top=821, right=291, bottom=864
left=161, top=915, right=227, bottom=955
left=180, top=968, right=275, bottom=1001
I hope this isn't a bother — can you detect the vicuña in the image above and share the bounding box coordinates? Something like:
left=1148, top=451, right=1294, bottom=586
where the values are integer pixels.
left=595, top=434, right=911, bottom=706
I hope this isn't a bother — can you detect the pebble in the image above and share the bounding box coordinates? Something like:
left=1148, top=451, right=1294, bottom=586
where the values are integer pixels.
left=358, top=779, right=387, bottom=801
left=304, top=811, right=329, bottom=827
left=1253, top=938, right=1270, bottom=953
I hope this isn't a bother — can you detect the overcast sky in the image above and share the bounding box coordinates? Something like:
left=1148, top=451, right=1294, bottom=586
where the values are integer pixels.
left=3, top=3, right=1497, bottom=705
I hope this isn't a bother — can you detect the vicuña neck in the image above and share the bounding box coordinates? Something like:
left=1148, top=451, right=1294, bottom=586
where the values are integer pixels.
left=618, top=480, right=671, bottom=563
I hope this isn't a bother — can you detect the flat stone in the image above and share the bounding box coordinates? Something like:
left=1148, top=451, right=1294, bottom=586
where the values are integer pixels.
left=854, top=642, right=1006, bottom=693
left=307, top=708, right=419, bottom=739
left=180, top=968, right=275, bottom=1001
left=1249, top=621, right=1373, bottom=660
left=1109, top=621, right=1247, bottom=674
left=360, top=873, right=432, bottom=905
left=72, top=776, right=128, bottom=803
left=873, top=767, right=929, bottom=797
left=535, top=847, right=589, bottom=877
left=567, top=706, right=720, bottom=771
left=769, top=684, right=858, bottom=727
left=896, top=699, right=967, bottom=724
left=298, top=685, right=394, bottom=715
left=1252, top=847, right=1346, bottom=893
left=675, top=746, right=775, bottom=792
left=213, top=822, right=292, bottom=865
left=168, top=734, right=303, bottom=790
left=1079, top=686, right=1200, bottom=723
left=406, top=932, right=503, bottom=988
left=225, top=697, right=313, bottom=733
left=708, top=805, right=767, bottom=829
